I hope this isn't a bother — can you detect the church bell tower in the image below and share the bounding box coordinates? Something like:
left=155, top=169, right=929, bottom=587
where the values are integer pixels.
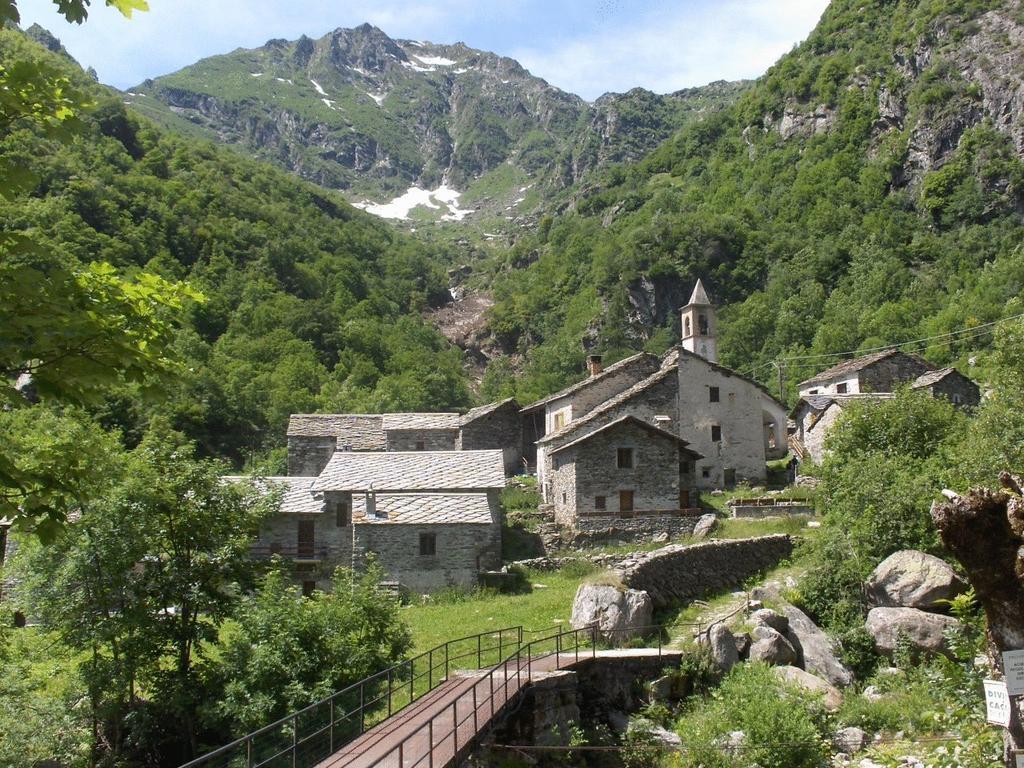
left=681, top=279, right=718, bottom=363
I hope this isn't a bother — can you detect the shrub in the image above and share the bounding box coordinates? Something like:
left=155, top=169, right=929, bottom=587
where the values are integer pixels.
left=673, top=663, right=830, bottom=768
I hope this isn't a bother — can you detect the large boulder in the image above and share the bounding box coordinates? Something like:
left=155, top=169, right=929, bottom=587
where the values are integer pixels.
left=750, top=608, right=790, bottom=634
left=570, top=583, right=652, bottom=643
left=707, top=622, right=739, bottom=672
left=864, top=550, right=966, bottom=611
left=691, top=514, right=718, bottom=539
left=865, top=607, right=960, bottom=657
left=783, top=604, right=855, bottom=687
left=749, top=625, right=798, bottom=666
left=833, top=726, right=869, bottom=754
left=774, top=666, right=843, bottom=711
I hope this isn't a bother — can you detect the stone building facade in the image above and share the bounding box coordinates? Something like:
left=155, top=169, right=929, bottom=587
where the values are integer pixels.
left=382, top=413, right=461, bottom=451
left=911, top=368, right=981, bottom=407
left=534, top=347, right=788, bottom=495
left=238, top=450, right=505, bottom=594
left=797, top=350, right=934, bottom=397
left=547, top=416, right=700, bottom=530
left=287, top=414, right=385, bottom=476
left=459, top=398, right=524, bottom=475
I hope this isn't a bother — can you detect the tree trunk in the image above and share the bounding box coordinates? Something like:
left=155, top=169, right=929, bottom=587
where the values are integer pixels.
left=931, top=472, right=1024, bottom=767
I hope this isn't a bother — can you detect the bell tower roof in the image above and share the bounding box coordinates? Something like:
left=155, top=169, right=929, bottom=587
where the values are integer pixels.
left=686, top=279, right=712, bottom=307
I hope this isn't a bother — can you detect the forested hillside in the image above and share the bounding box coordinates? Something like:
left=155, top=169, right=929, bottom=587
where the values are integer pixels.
left=479, top=0, right=1024, bottom=403
left=0, top=28, right=471, bottom=467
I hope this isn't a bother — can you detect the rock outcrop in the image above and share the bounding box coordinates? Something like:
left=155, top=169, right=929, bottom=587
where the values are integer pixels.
left=864, top=550, right=966, bottom=610
left=748, top=625, right=798, bottom=666
left=865, top=606, right=960, bottom=657
left=570, top=583, right=652, bottom=643
left=774, top=665, right=843, bottom=711
left=783, top=605, right=855, bottom=688
left=707, top=622, right=739, bottom=672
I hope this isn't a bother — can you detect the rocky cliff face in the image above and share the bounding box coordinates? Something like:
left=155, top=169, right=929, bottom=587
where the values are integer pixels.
left=128, top=24, right=742, bottom=222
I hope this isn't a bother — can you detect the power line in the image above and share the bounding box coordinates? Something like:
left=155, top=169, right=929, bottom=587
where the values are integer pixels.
left=736, top=311, right=1024, bottom=378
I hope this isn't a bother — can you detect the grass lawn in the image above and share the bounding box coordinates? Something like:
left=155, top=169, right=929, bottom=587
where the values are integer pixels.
left=400, top=565, right=596, bottom=653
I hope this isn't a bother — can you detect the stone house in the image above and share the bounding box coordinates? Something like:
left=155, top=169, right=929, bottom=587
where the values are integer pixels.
left=528, top=282, right=788, bottom=499
left=547, top=416, right=701, bottom=533
left=520, top=352, right=662, bottom=469
left=788, top=394, right=893, bottom=465
left=797, top=349, right=933, bottom=397
left=239, top=450, right=505, bottom=594
left=287, top=405, right=524, bottom=477
left=911, top=367, right=981, bottom=407
left=791, top=352, right=982, bottom=464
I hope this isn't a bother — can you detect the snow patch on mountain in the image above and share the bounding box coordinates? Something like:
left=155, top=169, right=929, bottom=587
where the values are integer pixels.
left=353, top=184, right=472, bottom=221
left=310, top=79, right=328, bottom=96
left=414, top=54, right=456, bottom=67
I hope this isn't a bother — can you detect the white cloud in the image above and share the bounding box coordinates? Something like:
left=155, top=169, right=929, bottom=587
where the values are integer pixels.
left=14, top=0, right=828, bottom=97
left=512, top=0, right=830, bottom=99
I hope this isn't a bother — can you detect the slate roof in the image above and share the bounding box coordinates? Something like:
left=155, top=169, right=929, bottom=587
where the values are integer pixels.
left=381, top=413, right=461, bottom=431
left=538, top=365, right=677, bottom=445
left=549, top=415, right=703, bottom=459
left=352, top=492, right=496, bottom=524
left=538, top=346, right=785, bottom=447
left=460, top=398, right=519, bottom=425
left=788, top=393, right=894, bottom=419
left=911, top=368, right=959, bottom=389
left=520, top=351, right=660, bottom=412
left=223, top=476, right=324, bottom=515
left=797, top=349, right=931, bottom=388
left=286, top=414, right=386, bottom=450
left=685, top=279, right=712, bottom=306
left=312, top=450, right=505, bottom=492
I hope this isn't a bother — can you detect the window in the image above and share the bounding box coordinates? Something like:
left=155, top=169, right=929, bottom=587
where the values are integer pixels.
left=419, top=532, right=437, bottom=557
left=698, top=313, right=709, bottom=334
left=595, top=495, right=606, bottom=510
left=554, top=411, right=567, bottom=430
left=711, top=425, right=722, bottom=442
left=684, top=316, right=691, bottom=336
left=702, top=468, right=711, bottom=479
left=415, top=440, right=426, bottom=451
left=562, top=492, right=567, bottom=504
left=680, top=460, right=690, bottom=474
left=302, top=581, right=316, bottom=597
left=724, top=468, right=737, bottom=488
left=335, top=500, right=350, bottom=528
left=616, top=447, right=634, bottom=469
left=297, top=520, right=315, bottom=558
left=619, top=490, right=634, bottom=513
left=709, top=386, right=720, bottom=403
left=836, top=382, right=848, bottom=394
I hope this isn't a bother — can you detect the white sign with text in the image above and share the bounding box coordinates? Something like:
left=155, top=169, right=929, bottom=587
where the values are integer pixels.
left=1003, top=650, right=1024, bottom=696
left=985, top=679, right=1012, bottom=727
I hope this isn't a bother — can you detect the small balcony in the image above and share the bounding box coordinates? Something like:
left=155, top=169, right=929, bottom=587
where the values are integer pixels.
left=250, top=544, right=332, bottom=563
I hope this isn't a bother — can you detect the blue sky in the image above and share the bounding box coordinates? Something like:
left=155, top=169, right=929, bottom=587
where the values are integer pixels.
left=17, top=0, right=830, bottom=100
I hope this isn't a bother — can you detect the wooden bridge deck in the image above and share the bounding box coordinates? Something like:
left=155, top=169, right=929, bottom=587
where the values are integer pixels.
left=315, top=649, right=671, bottom=768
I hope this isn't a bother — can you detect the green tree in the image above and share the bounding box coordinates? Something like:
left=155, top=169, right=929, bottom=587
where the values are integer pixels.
left=216, top=564, right=411, bottom=734
left=14, top=425, right=274, bottom=763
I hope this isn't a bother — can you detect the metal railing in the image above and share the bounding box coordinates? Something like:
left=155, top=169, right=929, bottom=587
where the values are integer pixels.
left=180, top=626, right=524, bottom=768
left=365, top=624, right=600, bottom=768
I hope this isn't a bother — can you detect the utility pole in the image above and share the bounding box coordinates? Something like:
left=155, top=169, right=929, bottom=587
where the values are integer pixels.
left=770, top=360, right=785, bottom=403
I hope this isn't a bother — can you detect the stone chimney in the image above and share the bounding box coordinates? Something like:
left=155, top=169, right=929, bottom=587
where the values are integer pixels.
left=587, top=354, right=604, bottom=377
left=364, top=487, right=376, bottom=518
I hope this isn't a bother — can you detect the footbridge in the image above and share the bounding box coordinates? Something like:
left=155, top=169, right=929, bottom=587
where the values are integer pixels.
left=180, top=624, right=677, bottom=768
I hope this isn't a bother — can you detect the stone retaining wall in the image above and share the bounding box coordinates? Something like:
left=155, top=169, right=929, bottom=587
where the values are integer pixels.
left=616, top=535, right=794, bottom=607
left=730, top=503, right=814, bottom=519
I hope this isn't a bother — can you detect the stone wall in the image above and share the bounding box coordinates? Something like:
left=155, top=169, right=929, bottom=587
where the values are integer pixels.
left=929, top=375, right=981, bottom=408
left=860, top=355, right=933, bottom=393
left=617, top=535, right=794, bottom=607
left=729, top=502, right=815, bottom=519
left=287, top=435, right=336, bottom=477
left=355, top=521, right=501, bottom=594
left=459, top=401, right=524, bottom=476
left=573, top=513, right=701, bottom=537
left=383, top=429, right=457, bottom=452
left=799, top=402, right=844, bottom=465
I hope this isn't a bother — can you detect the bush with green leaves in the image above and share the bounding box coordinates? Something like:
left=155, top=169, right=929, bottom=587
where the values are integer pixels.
left=672, top=663, right=830, bottom=768
left=216, top=563, right=411, bottom=733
